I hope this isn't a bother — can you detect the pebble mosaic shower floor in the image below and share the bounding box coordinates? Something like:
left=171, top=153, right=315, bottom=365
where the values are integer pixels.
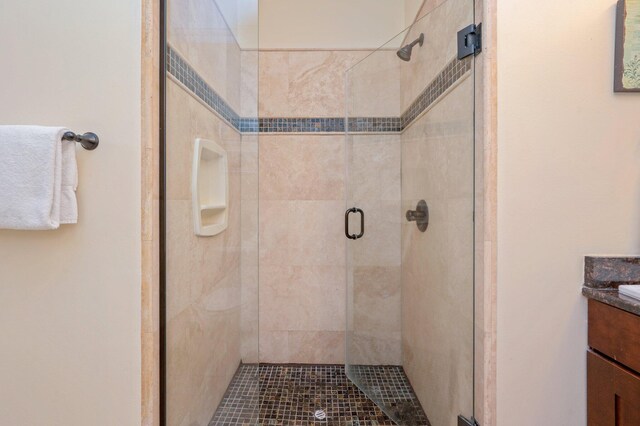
left=209, top=364, right=430, bottom=425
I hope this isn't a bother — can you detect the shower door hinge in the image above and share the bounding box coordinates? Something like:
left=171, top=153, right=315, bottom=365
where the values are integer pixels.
left=458, top=415, right=480, bottom=426
left=457, top=23, right=482, bottom=59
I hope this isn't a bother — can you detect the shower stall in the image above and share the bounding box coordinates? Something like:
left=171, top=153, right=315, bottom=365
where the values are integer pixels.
left=161, top=0, right=478, bottom=424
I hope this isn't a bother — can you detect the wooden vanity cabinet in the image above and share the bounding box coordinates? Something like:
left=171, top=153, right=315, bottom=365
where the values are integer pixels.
left=587, top=300, right=640, bottom=425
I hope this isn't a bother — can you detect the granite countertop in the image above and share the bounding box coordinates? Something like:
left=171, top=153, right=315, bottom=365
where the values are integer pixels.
left=582, top=256, right=640, bottom=316
left=582, top=286, right=640, bottom=316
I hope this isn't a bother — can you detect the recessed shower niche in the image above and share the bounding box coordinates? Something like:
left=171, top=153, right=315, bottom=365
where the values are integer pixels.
left=191, top=138, right=228, bottom=237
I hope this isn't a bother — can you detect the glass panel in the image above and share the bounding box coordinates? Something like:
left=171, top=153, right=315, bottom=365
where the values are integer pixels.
left=164, top=0, right=259, bottom=424
left=345, top=0, right=475, bottom=424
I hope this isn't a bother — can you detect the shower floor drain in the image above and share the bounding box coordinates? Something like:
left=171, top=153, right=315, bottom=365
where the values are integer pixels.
left=314, top=409, right=327, bottom=420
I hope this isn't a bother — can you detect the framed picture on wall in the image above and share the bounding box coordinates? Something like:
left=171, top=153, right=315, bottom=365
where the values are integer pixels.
left=615, top=0, right=640, bottom=92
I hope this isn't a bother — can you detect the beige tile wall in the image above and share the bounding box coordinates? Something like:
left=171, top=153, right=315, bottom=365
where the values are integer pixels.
left=165, top=1, right=255, bottom=423
left=346, top=134, right=402, bottom=366
left=168, top=0, right=241, bottom=112
left=400, top=0, right=476, bottom=424
left=403, top=2, right=497, bottom=424
left=401, top=79, right=475, bottom=425
left=257, top=133, right=347, bottom=363
left=165, top=79, right=245, bottom=426
left=400, top=0, right=469, bottom=112
left=346, top=50, right=402, bottom=118
left=477, top=0, right=497, bottom=423
left=260, top=50, right=367, bottom=118
left=240, top=132, right=259, bottom=364
left=142, top=0, right=160, bottom=424
left=240, top=51, right=260, bottom=364
left=258, top=50, right=404, bottom=364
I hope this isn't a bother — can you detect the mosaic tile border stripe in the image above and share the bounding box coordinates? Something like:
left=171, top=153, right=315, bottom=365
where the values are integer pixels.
left=401, top=56, right=472, bottom=129
left=167, top=46, right=241, bottom=130
left=258, top=117, right=402, bottom=133
left=167, top=46, right=471, bottom=134
left=259, top=117, right=345, bottom=133
left=350, top=117, right=403, bottom=133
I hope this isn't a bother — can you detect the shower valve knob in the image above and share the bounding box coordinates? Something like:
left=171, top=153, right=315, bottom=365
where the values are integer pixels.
left=406, top=200, right=429, bottom=232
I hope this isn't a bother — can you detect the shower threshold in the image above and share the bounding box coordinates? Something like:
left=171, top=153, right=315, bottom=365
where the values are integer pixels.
left=209, top=364, right=430, bottom=425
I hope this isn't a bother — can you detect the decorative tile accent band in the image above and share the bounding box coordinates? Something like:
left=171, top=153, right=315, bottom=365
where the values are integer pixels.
left=167, top=46, right=241, bottom=130
left=350, top=117, right=403, bottom=133
left=259, top=117, right=346, bottom=133
left=400, top=57, right=472, bottom=129
left=238, top=118, right=259, bottom=133
left=257, top=117, right=402, bottom=133
left=167, top=46, right=471, bottom=134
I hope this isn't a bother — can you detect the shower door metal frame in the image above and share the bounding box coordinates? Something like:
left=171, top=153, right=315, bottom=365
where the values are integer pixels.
left=159, top=0, right=167, bottom=424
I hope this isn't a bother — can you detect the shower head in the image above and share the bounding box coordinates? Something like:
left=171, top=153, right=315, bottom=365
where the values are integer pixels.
left=397, top=33, right=424, bottom=62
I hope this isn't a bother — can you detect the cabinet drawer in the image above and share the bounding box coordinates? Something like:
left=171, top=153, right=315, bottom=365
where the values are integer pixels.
left=588, top=299, right=640, bottom=373
left=588, top=351, right=640, bottom=426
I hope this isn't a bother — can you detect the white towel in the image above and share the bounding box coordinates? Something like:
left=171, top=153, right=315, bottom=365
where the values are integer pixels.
left=59, top=131, right=78, bottom=224
left=0, top=125, right=78, bottom=230
left=619, top=285, right=640, bottom=301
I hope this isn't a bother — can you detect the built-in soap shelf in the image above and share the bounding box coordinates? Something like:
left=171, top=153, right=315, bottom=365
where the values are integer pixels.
left=200, top=204, right=226, bottom=212
left=192, top=138, right=228, bottom=237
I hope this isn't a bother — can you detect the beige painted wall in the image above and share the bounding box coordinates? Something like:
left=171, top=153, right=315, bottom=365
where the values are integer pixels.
left=0, top=1, right=142, bottom=425
left=496, top=0, right=640, bottom=424
left=258, top=0, right=407, bottom=49
left=218, top=0, right=424, bottom=50
left=216, top=0, right=259, bottom=49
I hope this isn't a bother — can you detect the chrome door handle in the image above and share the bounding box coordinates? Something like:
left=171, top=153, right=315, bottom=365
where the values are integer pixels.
left=345, top=207, right=364, bottom=240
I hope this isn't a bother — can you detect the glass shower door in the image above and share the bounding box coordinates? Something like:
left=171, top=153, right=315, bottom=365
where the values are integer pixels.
left=345, top=1, right=476, bottom=424
left=163, top=0, right=259, bottom=425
